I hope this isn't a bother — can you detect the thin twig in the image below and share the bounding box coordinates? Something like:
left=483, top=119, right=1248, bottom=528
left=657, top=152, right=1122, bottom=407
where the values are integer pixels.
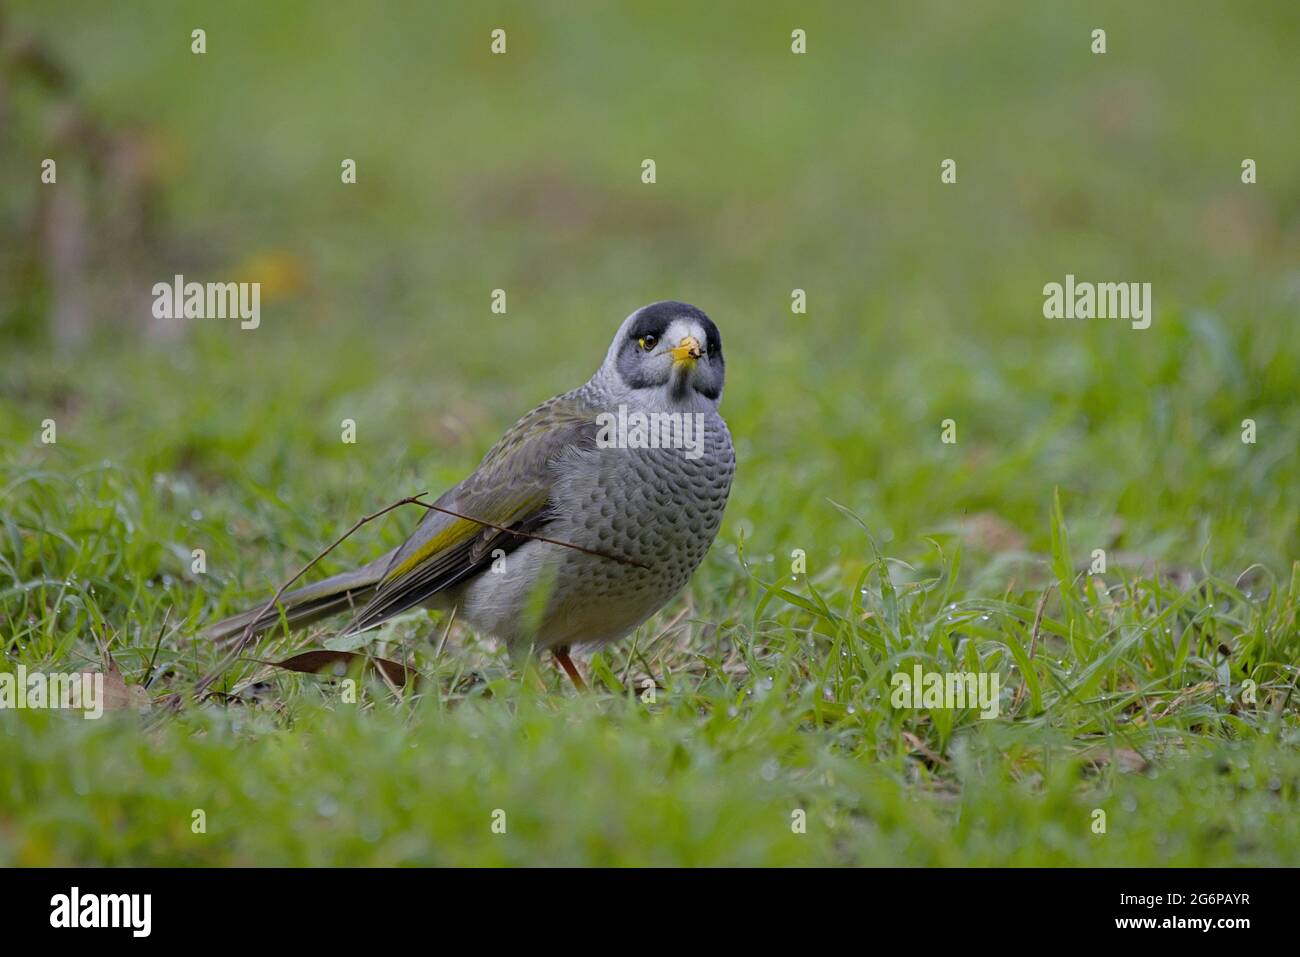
left=902, top=730, right=950, bottom=769
left=408, top=500, right=648, bottom=569
left=194, top=494, right=431, bottom=697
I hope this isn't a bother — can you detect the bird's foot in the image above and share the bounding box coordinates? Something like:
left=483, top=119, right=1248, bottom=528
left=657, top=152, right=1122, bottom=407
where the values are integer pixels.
left=552, top=646, right=587, bottom=691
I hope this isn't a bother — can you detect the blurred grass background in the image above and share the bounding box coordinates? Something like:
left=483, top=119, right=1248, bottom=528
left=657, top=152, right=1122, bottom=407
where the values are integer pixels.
left=1, top=0, right=1298, bottom=865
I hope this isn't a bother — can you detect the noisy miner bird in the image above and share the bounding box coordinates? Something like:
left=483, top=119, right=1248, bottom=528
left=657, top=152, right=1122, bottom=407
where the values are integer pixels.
left=205, top=301, right=735, bottom=686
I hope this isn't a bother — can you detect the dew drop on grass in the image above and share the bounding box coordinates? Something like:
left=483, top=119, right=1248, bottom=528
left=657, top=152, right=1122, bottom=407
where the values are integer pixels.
left=760, top=758, right=780, bottom=781
left=191, top=509, right=203, bottom=521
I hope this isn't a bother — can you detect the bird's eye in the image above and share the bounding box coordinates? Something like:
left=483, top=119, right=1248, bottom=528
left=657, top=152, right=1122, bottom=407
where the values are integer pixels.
left=638, top=335, right=658, bottom=352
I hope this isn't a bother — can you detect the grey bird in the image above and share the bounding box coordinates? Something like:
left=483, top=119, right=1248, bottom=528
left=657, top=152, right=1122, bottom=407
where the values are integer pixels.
left=205, top=300, right=735, bottom=685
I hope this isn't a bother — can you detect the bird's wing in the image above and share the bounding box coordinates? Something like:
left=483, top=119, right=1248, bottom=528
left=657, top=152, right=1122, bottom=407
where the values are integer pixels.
left=345, top=391, right=601, bottom=631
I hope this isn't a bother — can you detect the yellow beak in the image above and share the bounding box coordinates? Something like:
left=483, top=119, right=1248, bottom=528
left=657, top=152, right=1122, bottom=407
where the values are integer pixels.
left=669, top=335, right=704, bottom=366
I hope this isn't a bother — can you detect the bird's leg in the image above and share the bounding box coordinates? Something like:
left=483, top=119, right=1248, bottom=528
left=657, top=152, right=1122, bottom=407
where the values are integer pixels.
left=552, top=646, right=587, bottom=690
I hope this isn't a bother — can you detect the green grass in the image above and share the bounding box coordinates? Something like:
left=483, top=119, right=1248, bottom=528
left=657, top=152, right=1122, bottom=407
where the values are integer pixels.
left=1, top=0, right=1299, bottom=865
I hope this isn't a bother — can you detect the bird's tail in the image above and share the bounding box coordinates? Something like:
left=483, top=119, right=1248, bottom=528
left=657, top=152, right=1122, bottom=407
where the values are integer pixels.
left=202, top=549, right=397, bottom=643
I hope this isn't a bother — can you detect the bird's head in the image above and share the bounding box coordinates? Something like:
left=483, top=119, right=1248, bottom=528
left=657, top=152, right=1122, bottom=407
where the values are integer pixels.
left=602, top=301, right=725, bottom=406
